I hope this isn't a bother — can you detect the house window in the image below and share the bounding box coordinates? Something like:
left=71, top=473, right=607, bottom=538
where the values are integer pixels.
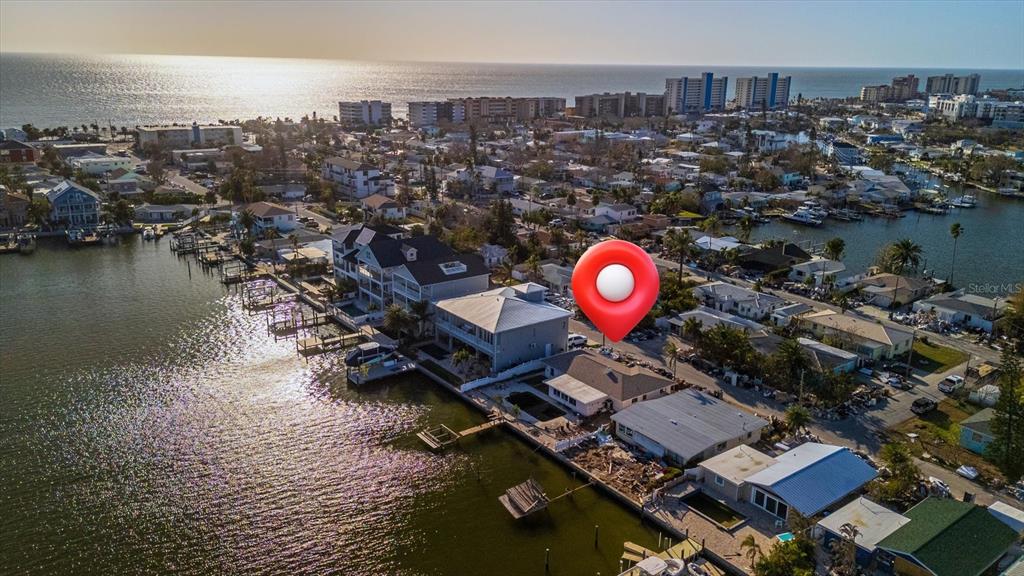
left=753, top=488, right=788, bottom=519
left=972, top=432, right=983, bottom=442
left=714, top=475, right=724, bottom=486
left=754, top=490, right=765, bottom=507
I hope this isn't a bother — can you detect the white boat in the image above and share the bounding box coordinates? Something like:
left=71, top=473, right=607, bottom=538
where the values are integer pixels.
left=782, top=208, right=822, bottom=226
left=16, top=233, right=36, bottom=254
left=142, top=227, right=156, bottom=240
left=949, top=194, right=977, bottom=208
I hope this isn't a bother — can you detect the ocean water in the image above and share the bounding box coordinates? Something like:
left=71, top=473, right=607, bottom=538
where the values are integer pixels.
left=1, top=52, right=1022, bottom=127
left=0, top=238, right=660, bottom=575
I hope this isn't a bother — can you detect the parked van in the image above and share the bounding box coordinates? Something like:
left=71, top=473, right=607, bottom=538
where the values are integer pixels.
left=567, top=333, right=588, bottom=349
left=939, top=375, right=965, bottom=394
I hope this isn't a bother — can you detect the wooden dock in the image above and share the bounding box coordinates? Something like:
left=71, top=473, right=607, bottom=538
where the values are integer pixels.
left=268, top=309, right=330, bottom=336
left=499, top=478, right=550, bottom=519
left=619, top=538, right=706, bottom=575
left=416, top=410, right=505, bottom=450
left=295, top=332, right=363, bottom=355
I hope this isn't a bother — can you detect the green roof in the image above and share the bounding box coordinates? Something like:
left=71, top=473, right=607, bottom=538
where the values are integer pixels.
left=877, top=498, right=1017, bottom=576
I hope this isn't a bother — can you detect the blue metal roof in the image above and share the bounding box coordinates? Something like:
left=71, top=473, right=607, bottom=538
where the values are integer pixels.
left=746, top=443, right=878, bottom=516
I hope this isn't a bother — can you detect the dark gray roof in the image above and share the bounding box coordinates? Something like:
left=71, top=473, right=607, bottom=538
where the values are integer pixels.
left=544, top=350, right=673, bottom=402
left=611, top=389, right=768, bottom=462
left=398, top=253, right=489, bottom=286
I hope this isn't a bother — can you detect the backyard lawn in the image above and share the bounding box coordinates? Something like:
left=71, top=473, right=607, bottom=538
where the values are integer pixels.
left=891, top=399, right=1003, bottom=482
left=910, top=340, right=969, bottom=373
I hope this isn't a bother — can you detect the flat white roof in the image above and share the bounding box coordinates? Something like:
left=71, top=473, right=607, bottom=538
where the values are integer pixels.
left=817, top=497, right=910, bottom=552
left=545, top=374, right=608, bottom=405
left=700, top=445, right=774, bottom=485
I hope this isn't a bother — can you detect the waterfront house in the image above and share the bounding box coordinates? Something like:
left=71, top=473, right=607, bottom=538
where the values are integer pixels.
left=875, top=498, right=1018, bottom=576
left=692, top=281, right=788, bottom=322
left=242, top=201, right=296, bottom=234
left=739, top=242, right=811, bottom=274
left=543, top=349, right=675, bottom=413
left=693, top=235, right=743, bottom=253
left=816, top=497, right=911, bottom=568
left=770, top=302, right=814, bottom=327
left=332, top=224, right=489, bottom=316
left=434, top=283, right=571, bottom=373
left=47, top=180, right=101, bottom=229
left=134, top=203, right=198, bottom=223
left=796, top=310, right=914, bottom=361
left=797, top=337, right=860, bottom=373
left=788, top=257, right=848, bottom=287
left=959, top=408, right=995, bottom=454
left=0, top=187, right=30, bottom=228
left=859, top=273, right=932, bottom=307
left=611, top=389, right=768, bottom=465
left=699, top=443, right=877, bottom=522
left=913, top=292, right=1007, bottom=333
left=322, top=156, right=394, bottom=198
left=360, top=193, right=406, bottom=220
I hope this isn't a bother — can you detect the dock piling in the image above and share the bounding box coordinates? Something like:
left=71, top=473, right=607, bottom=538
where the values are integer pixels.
left=594, top=525, right=599, bottom=548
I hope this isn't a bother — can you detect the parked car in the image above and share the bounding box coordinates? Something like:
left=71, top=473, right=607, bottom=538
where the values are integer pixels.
left=567, top=333, right=588, bottom=349
left=911, top=397, right=937, bottom=415
left=938, top=375, right=965, bottom=394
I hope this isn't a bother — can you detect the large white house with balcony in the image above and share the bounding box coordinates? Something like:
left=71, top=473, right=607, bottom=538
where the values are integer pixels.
left=434, top=283, right=571, bottom=373
left=322, top=156, right=394, bottom=198
left=331, top=224, right=489, bottom=322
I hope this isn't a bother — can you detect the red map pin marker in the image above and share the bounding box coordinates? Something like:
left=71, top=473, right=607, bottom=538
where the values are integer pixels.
left=572, top=239, right=659, bottom=342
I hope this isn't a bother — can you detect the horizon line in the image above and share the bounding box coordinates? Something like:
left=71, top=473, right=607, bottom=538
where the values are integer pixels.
left=1, top=49, right=1020, bottom=73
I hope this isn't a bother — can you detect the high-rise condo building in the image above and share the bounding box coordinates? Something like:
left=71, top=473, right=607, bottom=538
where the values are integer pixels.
left=734, top=73, right=792, bottom=110
left=664, top=73, right=728, bottom=114
left=925, top=74, right=981, bottom=95
left=338, top=100, right=393, bottom=126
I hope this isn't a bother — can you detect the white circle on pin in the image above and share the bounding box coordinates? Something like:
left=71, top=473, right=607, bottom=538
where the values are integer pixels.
left=596, top=264, right=635, bottom=302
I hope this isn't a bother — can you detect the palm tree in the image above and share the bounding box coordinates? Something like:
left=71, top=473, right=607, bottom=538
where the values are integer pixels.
left=737, top=215, right=754, bottom=243
left=663, top=341, right=679, bottom=378
left=739, top=534, right=762, bottom=569
left=784, top=404, right=811, bottom=433
left=409, top=300, right=433, bottom=339
left=883, top=238, right=923, bottom=309
left=664, top=228, right=692, bottom=280
left=452, top=348, right=473, bottom=377
left=948, top=222, right=963, bottom=286
left=823, top=237, right=846, bottom=261
left=238, top=209, right=255, bottom=238
left=498, top=259, right=516, bottom=286
left=682, top=317, right=703, bottom=343
left=700, top=215, right=721, bottom=236
left=383, top=304, right=413, bottom=342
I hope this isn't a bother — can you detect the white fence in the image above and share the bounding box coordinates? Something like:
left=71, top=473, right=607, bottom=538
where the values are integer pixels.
left=459, top=359, right=543, bottom=392
left=553, top=430, right=600, bottom=453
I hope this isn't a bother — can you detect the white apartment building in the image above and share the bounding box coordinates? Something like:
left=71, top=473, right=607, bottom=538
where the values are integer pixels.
left=69, top=154, right=133, bottom=176
left=929, top=94, right=1024, bottom=127
left=322, top=156, right=395, bottom=198
left=734, top=73, right=791, bottom=110
left=137, top=124, right=242, bottom=148
left=665, top=73, right=727, bottom=114
left=338, top=100, right=393, bottom=126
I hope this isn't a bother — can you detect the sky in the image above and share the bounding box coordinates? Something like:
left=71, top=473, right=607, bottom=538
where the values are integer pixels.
left=1, top=0, right=1022, bottom=69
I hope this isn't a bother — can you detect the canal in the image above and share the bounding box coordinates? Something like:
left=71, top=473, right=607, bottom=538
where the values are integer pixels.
left=746, top=190, right=1024, bottom=296
left=0, top=238, right=659, bottom=576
